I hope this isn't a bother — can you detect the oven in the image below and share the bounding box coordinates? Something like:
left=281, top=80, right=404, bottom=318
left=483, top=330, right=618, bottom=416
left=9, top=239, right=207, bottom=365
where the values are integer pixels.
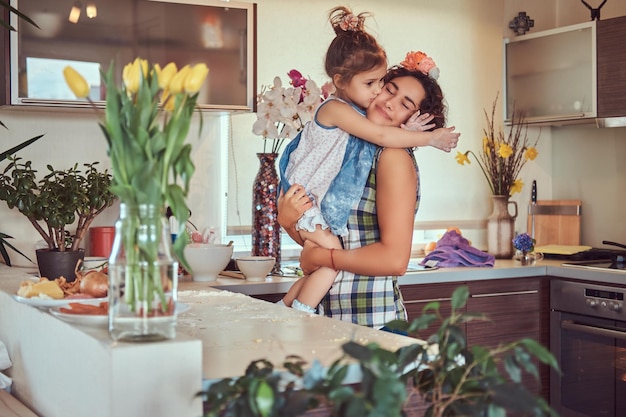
left=550, top=279, right=626, bottom=417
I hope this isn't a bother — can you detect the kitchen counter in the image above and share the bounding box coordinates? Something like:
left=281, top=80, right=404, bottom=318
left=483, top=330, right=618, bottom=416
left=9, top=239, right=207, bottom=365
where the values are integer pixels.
left=0, top=259, right=624, bottom=417
left=187, top=259, right=626, bottom=296
left=0, top=266, right=418, bottom=417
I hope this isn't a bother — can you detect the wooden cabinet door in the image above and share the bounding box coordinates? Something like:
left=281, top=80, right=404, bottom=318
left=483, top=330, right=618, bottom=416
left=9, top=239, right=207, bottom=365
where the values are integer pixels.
left=400, top=282, right=466, bottom=341
left=597, top=16, right=626, bottom=118
left=466, top=277, right=550, bottom=398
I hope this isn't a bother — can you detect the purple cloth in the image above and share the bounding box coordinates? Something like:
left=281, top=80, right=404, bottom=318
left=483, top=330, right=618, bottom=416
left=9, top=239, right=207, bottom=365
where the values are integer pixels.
left=420, top=230, right=495, bottom=267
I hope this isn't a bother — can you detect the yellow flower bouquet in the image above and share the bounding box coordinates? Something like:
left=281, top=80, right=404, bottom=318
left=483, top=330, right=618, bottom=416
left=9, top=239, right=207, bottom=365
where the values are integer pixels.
left=455, top=94, right=539, bottom=196
left=65, top=58, right=208, bottom=340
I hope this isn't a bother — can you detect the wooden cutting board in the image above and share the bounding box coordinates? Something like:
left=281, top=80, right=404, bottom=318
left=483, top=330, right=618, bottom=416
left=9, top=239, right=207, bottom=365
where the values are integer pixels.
left=527, top=200, right=582, bottom=246
left=0, top=391, right=39, bottom=417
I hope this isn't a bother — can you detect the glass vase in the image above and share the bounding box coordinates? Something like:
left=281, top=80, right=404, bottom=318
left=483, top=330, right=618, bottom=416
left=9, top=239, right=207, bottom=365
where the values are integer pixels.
left=514, top=250, right=544, bottom=266
left=487, top=195, right=518, bottom=259
left=108, top=203, right=178, bottom=342
left=251, top=153, right=281, bottom=274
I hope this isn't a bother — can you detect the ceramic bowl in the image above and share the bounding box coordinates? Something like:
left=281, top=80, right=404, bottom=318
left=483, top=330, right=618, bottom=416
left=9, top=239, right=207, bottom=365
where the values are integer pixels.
left=236, top=256, right=275, bottom=281
left=184, top=243, right=234, bottom=282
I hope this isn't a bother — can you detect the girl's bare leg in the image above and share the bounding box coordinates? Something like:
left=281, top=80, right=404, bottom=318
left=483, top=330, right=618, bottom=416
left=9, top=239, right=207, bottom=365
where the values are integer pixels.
left=282, top=276, right=305, bottom=307
left=291, top=226, right=341, bottom=311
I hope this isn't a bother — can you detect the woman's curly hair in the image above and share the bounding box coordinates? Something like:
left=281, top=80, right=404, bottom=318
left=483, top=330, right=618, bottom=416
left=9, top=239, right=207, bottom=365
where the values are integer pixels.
left=384, top=66, right=448, bottom=130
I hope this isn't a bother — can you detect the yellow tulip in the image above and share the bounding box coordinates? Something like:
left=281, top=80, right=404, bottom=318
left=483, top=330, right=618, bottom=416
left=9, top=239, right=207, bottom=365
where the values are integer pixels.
left=168, top=65, right=190, bottom=95
left=137, top=58, right=149, bottom=78
left=161, top=90, right=175, bottom=112
left=63, top=66, right=90, bottom=98
left=184, top=63, right=209, bottom=94
left=525, top=147, right=538, bottom=161
left=122, top=61, right=141, bottom=94
left=155, top=62, right=178, bottom=91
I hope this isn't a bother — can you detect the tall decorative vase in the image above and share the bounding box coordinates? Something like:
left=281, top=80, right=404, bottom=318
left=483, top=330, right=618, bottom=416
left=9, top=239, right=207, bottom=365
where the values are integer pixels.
left=487, top=195, right=518, bottom=259
left=252, top=153, right=281, bottom=274
left=108, top=203, right=178, bottom=342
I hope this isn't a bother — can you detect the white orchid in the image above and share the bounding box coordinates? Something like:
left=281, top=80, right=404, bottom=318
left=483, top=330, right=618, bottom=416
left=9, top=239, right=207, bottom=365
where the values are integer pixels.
left=253, top=70, right=325, bottom=153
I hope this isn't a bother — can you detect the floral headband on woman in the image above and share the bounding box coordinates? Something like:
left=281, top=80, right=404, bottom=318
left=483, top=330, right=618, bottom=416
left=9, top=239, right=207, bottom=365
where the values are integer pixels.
left=400, top=51, right=440, bottom=80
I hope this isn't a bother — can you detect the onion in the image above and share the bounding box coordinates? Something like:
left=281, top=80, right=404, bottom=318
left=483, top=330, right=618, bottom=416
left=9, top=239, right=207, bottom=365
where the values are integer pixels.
left=79, top=271, right=109, bottom=298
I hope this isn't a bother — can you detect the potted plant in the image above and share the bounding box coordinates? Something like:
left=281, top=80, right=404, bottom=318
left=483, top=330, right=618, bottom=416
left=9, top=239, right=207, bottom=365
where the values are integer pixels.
left=0, top=132, right=45, bottom=266
left=0, top=157, right=116, bottom=280
left=200, top=286, right=559, bottom=417
left=0, top=4, right=43, bottom=266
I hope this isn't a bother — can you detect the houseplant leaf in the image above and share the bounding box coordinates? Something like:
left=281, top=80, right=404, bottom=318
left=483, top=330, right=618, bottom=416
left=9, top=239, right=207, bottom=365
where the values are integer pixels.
left=0, top=0, right=40, bottom=31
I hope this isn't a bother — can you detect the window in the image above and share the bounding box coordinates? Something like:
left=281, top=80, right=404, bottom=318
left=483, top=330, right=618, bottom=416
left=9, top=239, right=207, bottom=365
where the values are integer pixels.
left=25, top=57, right=100, bottom=100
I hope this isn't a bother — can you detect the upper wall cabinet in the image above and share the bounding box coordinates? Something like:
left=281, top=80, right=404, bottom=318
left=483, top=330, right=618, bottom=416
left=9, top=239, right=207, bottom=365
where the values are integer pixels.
left=504, top=15, right=626, bottom=127
left=3, top=0, right=257, bottom=112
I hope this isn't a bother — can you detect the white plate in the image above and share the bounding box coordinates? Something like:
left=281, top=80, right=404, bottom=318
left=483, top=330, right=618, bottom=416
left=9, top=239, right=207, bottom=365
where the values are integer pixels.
left=12, top=295, right=107, bottom=308
left=49, top=302, right=191, bottom=327
left=49, top=300, right=109, bottom=326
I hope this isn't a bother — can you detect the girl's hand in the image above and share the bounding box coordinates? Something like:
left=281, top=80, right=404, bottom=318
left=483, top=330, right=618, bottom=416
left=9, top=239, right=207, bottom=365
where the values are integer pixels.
left=430, top=126, right=460, bottom=152
left=277, top=184, right=313, bottom=229
left=401, top=111, right=435, bottom=132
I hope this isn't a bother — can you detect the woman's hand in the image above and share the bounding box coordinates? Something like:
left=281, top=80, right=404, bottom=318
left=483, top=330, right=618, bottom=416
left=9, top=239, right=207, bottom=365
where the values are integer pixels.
left=299, top=239, right=323, bottom=275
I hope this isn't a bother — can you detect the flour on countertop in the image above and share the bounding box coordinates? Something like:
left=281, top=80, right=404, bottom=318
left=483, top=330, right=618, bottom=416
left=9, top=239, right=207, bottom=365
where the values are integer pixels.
left=178, top=290, right=247, bottom=298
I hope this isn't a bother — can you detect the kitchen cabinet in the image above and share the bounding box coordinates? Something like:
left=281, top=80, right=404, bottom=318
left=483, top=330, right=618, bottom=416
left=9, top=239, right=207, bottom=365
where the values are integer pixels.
left=2, top=0, right=256, bottom=111
left=401, top=278, right=550, bottom=399
left=401, top=282, right=465, bottom=341
left=504, top=15, right=626, bottom=127
left=466, top=277, right=551, bottom=399
left=597, top=15, right=626, bottom=122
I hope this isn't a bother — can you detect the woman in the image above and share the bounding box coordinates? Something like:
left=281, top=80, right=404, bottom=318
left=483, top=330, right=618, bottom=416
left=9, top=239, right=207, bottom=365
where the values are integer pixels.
left=278, top=64, right=454, bottom=328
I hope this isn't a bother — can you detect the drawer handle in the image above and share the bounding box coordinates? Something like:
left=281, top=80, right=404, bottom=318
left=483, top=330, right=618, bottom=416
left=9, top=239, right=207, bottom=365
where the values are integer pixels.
left=404, top=297, right=452, bottom=304
left=471, top=290, right=538, bottom=298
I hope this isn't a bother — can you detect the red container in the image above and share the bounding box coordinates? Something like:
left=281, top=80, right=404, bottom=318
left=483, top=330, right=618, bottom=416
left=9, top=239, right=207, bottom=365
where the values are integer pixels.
left=89, top=226, right=115, bottom=258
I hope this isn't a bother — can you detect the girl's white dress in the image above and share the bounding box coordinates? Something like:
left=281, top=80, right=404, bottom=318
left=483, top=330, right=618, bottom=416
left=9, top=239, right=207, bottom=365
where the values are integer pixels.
left=283, top=97, right=357, bottom=233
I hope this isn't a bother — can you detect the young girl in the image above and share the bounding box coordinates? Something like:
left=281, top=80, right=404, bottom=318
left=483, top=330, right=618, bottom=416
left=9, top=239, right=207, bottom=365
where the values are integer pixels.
left=278, top=6, right=459, bottom=313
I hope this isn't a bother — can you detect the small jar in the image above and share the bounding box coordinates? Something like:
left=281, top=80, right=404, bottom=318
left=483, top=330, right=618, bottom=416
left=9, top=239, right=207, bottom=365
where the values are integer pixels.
left=513, top=250, right=544, bottom=266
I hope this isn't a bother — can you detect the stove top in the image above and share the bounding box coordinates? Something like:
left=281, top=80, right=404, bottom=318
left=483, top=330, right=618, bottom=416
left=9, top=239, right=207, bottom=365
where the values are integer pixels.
left=561, top=259, right=626, bottom=273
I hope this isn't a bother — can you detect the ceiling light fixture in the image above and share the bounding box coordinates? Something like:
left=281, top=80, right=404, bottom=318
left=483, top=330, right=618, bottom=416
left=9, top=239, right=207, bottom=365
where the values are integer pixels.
left=68, top=1, right=82, bottom=24
left=86, top=2, right=97, bottom=19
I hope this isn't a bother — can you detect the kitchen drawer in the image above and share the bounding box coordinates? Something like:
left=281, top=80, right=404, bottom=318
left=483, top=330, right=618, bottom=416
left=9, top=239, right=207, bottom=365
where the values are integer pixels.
left=400, top=282, right=465, bottom=340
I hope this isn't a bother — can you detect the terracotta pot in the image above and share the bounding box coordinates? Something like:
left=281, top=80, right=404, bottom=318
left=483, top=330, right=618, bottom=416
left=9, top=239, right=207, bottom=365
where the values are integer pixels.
left=36, top=248, right=85, bottom=282
left=89, top=226, right=115, bottom=257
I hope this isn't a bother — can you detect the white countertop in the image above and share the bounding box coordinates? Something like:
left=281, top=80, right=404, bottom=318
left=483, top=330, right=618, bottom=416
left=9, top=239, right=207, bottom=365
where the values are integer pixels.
left=0, top=258, right=624, bottom=417
left=190, top=258, right=626, bottom=295
left=0, top=265, right=419, bottom=417
left=175, top=288, right=419, bottom=381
